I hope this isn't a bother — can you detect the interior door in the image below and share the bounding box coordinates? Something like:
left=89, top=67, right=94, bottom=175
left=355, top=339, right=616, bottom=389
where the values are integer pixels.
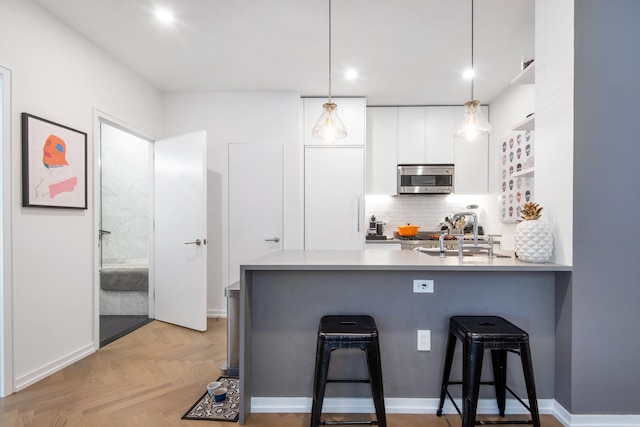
left=228, top=143, right=283, bottom=284
left=154, top=131, right=207, bottom=331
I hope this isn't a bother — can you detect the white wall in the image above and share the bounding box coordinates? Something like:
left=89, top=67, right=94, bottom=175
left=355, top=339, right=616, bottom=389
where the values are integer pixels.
left=535, top=0, right=574, bottom=265
left=487, top=82, right=535, bottom=250
left=0, top=0, right=163, bottom=392
left=162, top=92, right=303, bottom=315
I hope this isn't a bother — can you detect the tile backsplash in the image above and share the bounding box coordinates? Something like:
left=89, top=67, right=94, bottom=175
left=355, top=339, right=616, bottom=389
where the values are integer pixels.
left=365, top=194, right=495, bottom=235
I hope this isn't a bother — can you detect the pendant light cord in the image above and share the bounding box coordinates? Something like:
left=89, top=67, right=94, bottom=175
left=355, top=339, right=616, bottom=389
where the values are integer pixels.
left=328, top=0, right=333, bottom=103
left=470, top=0, right=474, bottom=101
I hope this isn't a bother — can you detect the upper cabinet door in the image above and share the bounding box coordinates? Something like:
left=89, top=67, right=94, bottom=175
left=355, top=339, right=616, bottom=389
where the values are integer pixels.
left=425, top=107, right=455, bottom=163
left=397, top=106, right=455, bottom=164
left=397, top=107, right=426, bottom=163
left=453, top=105, right=489, bottom=194
left=366, top=107, right=398, bottom=195
left=302, top=97, right=366, bottom=146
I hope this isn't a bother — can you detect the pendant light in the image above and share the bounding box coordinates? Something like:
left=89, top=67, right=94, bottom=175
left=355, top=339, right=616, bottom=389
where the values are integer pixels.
left=312, top=0, right=347, bottom=143
left=453, top=0, right=491, bottom=141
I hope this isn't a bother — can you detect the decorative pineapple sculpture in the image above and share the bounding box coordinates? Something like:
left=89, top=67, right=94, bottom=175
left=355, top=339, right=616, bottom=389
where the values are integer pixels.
left=514, top=202, right=553, bottom=263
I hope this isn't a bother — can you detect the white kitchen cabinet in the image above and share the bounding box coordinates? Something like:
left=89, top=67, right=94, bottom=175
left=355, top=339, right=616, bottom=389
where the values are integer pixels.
left=366, top=107, right=398, bottom=195
left=397, top=106, right=455, bottom=165
left=302, top=97, right=366, bottom=146
left=453, top=105, right=489, bottom=194
left=305, top=146, right=364, bottom=250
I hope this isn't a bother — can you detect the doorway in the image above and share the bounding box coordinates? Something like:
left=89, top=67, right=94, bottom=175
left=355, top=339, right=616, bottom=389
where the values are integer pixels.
left=98, top=121, right=152, bottom=346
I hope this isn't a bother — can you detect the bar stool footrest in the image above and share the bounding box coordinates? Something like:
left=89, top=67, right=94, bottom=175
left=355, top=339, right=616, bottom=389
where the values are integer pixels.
left=321, top=421, right=378, bottom=426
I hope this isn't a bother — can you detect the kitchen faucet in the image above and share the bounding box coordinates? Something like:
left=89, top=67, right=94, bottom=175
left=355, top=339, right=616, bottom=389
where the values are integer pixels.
left=439, top=211, right=494, bottom=258
left=452, top=211, right=478, bottom=246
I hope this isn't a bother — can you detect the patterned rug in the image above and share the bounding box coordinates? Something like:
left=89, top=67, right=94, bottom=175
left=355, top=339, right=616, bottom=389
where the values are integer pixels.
left=182, top=377, right=240, bottom=422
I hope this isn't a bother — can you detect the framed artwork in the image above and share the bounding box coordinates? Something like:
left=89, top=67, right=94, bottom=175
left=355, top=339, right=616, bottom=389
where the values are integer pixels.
left=498, top=130, right=534, bottom=223
left=21, top=113, right=87, bottom=209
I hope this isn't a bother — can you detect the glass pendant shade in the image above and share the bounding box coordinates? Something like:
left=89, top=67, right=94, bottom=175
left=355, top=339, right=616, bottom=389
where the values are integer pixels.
left=312, top=102, right=347, bottom=143
left=453, top=100, right=492, bottom=141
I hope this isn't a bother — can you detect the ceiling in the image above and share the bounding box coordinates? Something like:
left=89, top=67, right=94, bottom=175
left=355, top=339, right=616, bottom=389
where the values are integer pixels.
left=32, top=0, right=535, bottom=106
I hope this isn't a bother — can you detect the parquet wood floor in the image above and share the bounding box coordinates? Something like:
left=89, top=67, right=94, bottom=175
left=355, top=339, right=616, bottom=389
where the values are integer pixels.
left=0, top=318, right=563, bottom=427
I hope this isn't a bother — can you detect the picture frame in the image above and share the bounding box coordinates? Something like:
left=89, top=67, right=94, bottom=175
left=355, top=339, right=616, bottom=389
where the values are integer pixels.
left=21, top=113, right=87, bottom=209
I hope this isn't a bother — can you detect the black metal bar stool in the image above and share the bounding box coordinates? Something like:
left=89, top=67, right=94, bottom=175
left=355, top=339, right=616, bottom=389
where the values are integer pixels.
left=436, top=316, right=541, bottom=427
left=310, top=315, right=386, bottom=427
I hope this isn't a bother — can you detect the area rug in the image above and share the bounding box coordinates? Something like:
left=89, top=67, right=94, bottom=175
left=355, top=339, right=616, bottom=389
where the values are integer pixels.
left=182, top=376, right=240, bottom=422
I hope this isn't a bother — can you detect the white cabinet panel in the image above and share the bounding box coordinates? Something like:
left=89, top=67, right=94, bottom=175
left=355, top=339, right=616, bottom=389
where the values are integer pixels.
left=305, top=147, right=364, bottom=249
left=303, top=97, right=366, bottom=146
left=425, top=107, right=455, bottom=163
left=397, top=107, right=426, bottom=163
left=366, top=107, right=398, bottom=195
left=454, top=106, right=489, bottom=194
left=397, top=106, right=455, bottom=164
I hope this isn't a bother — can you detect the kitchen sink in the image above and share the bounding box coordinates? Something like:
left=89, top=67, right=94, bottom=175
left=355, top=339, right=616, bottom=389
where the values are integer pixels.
left=417, top=248, right=511, bottom=259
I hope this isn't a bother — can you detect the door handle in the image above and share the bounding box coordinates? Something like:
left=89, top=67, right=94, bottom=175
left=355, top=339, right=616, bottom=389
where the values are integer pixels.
left=184, top=239, right=207, bottom=246
left=265, top=237, right=280, bottom=243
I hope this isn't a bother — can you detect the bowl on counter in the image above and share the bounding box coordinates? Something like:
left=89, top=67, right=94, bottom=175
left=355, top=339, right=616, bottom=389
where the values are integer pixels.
left=397, top=223, right=420, bottom=237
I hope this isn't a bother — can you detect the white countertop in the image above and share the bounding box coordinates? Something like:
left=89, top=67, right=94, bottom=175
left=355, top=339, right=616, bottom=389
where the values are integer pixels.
left=241, top=249, right=571, bottom=272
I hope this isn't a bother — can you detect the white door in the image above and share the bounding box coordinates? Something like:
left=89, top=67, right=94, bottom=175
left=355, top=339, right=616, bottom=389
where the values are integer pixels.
left=228, top=143, right=283, bottom=284
left=305, top=146, right=364, bottom=250
left=154, top=131, right=207, bottom=331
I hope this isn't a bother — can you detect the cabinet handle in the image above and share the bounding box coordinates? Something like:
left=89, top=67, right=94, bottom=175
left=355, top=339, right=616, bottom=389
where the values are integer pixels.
left=357, top=194, right=361, bottom=232
left=265, top=237, right=280, bottom=243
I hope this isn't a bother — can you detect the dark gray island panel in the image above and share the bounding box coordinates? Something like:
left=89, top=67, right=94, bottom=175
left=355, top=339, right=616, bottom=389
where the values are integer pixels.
left=239, top=250, right=570, bottom=424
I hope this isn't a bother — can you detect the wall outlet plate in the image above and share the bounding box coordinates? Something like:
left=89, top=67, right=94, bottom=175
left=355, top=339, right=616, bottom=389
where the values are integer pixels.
left=413, top=279, right=434, bottom=293
left=417, top=330, right=431, bottom=351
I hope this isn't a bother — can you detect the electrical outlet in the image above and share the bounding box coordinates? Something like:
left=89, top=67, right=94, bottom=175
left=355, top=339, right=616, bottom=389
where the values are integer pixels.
left=413, top=279, right=434, bottom=293
left=417, top=330, right=431, bottom=351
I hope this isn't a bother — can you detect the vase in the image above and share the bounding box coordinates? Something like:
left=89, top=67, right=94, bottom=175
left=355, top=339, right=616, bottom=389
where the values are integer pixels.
left=514, top=220, right=553, bottom=263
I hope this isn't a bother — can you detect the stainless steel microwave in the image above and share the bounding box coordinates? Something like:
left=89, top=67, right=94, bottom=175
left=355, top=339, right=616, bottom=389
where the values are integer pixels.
left=397, top=164, right=454, bottom=194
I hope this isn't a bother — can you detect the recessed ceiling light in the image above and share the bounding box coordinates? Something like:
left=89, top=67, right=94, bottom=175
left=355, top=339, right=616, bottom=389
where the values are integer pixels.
left=463, top=68, right=474, bottom=79
left=155, top=8, right=174, bottom=24
left=345, top=69, right=358, bottom=80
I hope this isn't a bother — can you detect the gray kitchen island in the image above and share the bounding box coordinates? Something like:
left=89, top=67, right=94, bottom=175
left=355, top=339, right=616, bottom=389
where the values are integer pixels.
left=238, top=249, right=571, bottom=424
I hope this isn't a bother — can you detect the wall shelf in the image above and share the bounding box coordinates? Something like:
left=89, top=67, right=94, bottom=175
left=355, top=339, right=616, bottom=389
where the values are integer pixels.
left=511, top=167, right=535, bottom=178
left=512, top=114, right=535, bottom=131
left=510, top=62, right=536, bottom=85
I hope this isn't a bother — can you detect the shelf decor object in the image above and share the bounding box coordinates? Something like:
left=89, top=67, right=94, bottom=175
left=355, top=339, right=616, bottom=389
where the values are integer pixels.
left=453, top=0, right=492, bottom=141
left=21, top=112, right=87, bottom=209
left=312, top=0, right=347, bottom=143
left=514, top=202, right=553, bottom=263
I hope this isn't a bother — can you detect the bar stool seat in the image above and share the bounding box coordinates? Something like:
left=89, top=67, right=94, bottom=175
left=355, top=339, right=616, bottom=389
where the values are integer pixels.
left=310, top=315, right=386, bottom=427
left=436, top=316, right=541, bottom=427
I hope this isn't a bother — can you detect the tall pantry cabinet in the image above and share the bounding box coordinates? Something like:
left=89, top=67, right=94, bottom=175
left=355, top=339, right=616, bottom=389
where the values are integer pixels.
left=302, top=97, right=366, bottom=250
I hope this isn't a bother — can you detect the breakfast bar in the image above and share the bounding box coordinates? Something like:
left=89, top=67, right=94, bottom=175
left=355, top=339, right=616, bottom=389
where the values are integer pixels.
left=238, top=250, right=571, bottom=424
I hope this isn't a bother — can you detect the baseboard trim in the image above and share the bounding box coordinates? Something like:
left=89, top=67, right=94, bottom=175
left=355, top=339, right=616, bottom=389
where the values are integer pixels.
left=14, top=344, right=95, bottom=392
left=250, top=397, right=555, bottom=414
left=552, top=401, right=640, bottom=427
left=250, top=397, right=639, bottom=427
left=207, top=309, right=226, bottom=318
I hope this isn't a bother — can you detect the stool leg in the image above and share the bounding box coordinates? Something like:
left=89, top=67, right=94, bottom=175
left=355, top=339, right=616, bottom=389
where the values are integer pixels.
left=310, top=340, right=332, bottom=427
left=519, top=343, right=541, bottom=427
left=462, top=340, right=484, bottom=427
left=491, top=349, right=508, bottom=417
left=364, top=339, right=387, bottom=427
left=436, top=331, right=457, bottom=416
